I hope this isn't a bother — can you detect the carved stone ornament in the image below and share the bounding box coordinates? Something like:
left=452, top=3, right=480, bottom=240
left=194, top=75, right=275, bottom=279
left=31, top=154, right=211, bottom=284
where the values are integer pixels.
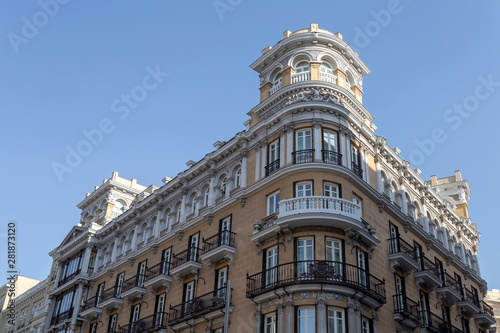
left=287, top=88, right=344, bottom=106
left=207, top=216, right=213, bottom=226
left=240, top=197, right=247, bottom=208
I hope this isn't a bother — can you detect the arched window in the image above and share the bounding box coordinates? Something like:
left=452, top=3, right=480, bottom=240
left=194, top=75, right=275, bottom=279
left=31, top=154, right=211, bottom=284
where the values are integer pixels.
left=320, top=62, right=336, bottom=83
left=293, top=61, right=310, bottom=83
left=270, top=72, right=282, bottom=95
left=113, top=200, right=126, bottom=218
left=203, top=187, right=210, bottom=206
left=296, top=61, right=310, bottom=74
left=221, top=178, right=227, bottom=196
left=175, top=204, right=182, bottom=223
left=235, top=168, right=242, bottom=188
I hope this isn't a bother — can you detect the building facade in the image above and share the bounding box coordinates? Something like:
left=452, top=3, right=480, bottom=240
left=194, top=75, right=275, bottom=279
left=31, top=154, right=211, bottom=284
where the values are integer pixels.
left=485, top=290, right=500, bottom=332
left=6, top=24, right=495, bottom=333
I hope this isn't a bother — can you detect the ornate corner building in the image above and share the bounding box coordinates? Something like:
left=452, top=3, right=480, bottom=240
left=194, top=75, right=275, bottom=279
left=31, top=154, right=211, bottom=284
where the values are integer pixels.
left=4, top=24, right=495, bottom=333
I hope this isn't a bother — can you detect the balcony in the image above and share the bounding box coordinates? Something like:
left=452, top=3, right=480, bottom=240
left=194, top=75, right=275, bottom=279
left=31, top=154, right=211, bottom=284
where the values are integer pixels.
left=320, top=73, right=337, bottom=83
left=168, top=286, right=230, bottom=329
left=269, top=83, right=281, bottom=96
left=279, top=196, right=360, bottom=220
left=57, top=269, right=82, bottom=288
left=414, top=256, right=443, bottom=290
left=246, top=260, right=386, bottom=307
left=79, top=295, right=102, bottom=319
left=48, top=323, right=71, bottom=333
left=200, top=230, right=236, bottom=267
left=292, top=72, right=310, bottom=83
left=265, top=159, right=280, bottom=177
left=419, top=311, right=463, bottom=333
left=293, top=149, right=314, bottom=164
left=99, top=286, right=124, bottom=311
left=50, top=308, right=73, bottom=326
left=118, top=312, right=167, bottom=333
left=120, top=275, right=147, bottom=301
left=169, top=247, right=202, bottom=278
left=472, top=301, right=496, bottom=329
left=322, top=150, right=342, bottom=165
left=436, top=272, right=463, bottom=305
left=387, top=237, right=419, bottom=275
left=143, top=262, right=173, bottom=291
left=393, top=294, right=420, bottom=329
left=351, top=162, right=363, bottom=179
left=456, top=287, right=480, bottom=316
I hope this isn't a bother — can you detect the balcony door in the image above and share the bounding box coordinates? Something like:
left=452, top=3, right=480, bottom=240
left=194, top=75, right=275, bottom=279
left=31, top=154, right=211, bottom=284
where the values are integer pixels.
left=389, top=224, right=399, bottom=253
left=357, top=250, right=368, bottom=288
left=116, top=273, right=124, bottom=296
left=219, top=216, right=232, bottom=246
left=325, top=238, right=342, bottom=280
left=161, top=248, right=171, bottom=275
left=265, top=246, right=278, bottom=287
left=296, top=238, right=314, bottom=277
left=137, top=261, right=147, bottom=287
left=267, top=140, right=280, bottom=175
left=295, top=129, right=313, bottom=163
left=96, top=283, right=105, bottom=305
left=154, top=293, right=165, bottom=327
left=183, top=281, right=195, bottom=314
left=420, top=291, right=430, bottom=326
left=130, top=304, right=140, bottom=323
left=108, top=314, right=117, bottom=333
left=216, top=267, right=228, bottom=299
left=295, top=182, right=313, bottom=210
left=188, top=234, right=199, bottom=262
left=395, top=274, right=406, bottom=312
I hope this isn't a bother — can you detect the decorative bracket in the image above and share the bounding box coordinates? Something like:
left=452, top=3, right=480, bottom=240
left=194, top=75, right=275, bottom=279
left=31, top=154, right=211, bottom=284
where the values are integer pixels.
left=240, top=198, right=247, bottom=208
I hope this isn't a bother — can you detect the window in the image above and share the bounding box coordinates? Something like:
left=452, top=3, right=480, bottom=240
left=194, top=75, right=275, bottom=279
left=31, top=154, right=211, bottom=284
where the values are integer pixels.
left=320, top=62, right=334, bottom=74
left=361, top=317, right=371, bottom=333
left=352, top=194, right=362, bottom=216
left=265, top=246, right=278, bottom=286
left=116, top=272, right=125, bottom=296
left=297, top=306, right=315, bottom=333
left=216, top=267, right=228, bottom=299
left=89, top=322, right=97, bottom=333
left=96, top=283, right=105, bottom=305
left=274, top=72, right=282, bottom=86
left=266, top=140, right=280, bottom=176
left=414, top=242, right=424, bottom=270
left=394, top=274, right=406, bottom=312
left=296, top=62, right=310, bottom=74
left=358, top=250, right=368, bottom=288
left=176, top=205, right=181, bottom=223
left=264, top=313, right=277, bottom=333
left=191, top=196, right=197, bottom=214
left=235, top=168, right=241, bottom=188
left=204, top=188, right=210, bottom=206
left=108, top=314, right=117, bottom=333
left=296, top=182, right=313, bottom=197
left=267, top=191, right=280, bottom=215
left=161, top=248, right=171, bottom=275
left=219, top=216, right=232, bottom=245
left=454, top=273, right=463, bottom=296
left=351, top=145, right=362, bottom=178
left=461, top=317, right=471, bottom=333
left=323, top=183, right=339, bottom=198
left=435, top=258, right=444, bottom=281
left=188, top=233, right=199, bottom=262
left=326, top=238, right=342, bottom=279
left=130, top=304, right=140, bottom=323
left=296, top=238, right=314, bottom=276
left=345, top=76, right=353, bottom=91
left=389, top=224, right=400, bottom=253
left=294, top=129, right=313, bottom=163
left=327, top=307, right=345, bottom=333
left=441, top=304, right=451, bottom=327
left=323, top=130, right=340, bottom=164
left=420, top=291, right=430, bottom=326
left=137, top=261, right=147, bottom=287
left=155, top=293, right=166, bottom=327
left=221, top=178, right=227, bottom=196
left=183, top=281, right=195, bottom=313
left=112, top=200, right=126, bottom=218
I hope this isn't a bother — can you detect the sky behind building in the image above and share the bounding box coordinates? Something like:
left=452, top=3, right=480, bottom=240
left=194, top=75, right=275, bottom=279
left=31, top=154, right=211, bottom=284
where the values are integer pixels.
left=2, top=1, right=500, bottom=289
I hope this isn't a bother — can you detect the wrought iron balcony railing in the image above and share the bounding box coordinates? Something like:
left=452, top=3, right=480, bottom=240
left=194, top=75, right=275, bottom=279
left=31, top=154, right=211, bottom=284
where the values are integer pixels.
left=100, top=286, right=122, bottom=303
left=265, top=159, right=280, bottom=177
left=393, top=294, right=420, bottom=322
left=118, top=312, right=167, bottom=333
left=480, top=300, right=494, bottom=317
left=80, top=295, right=99, bottom=312
left=462, top=286, right=480, bottom=308
left=419, top=310, right=463, bottom=333
left=351, top=162, right=363, bottom=178
left=388, top=237, right=417, bottom=259
left=441, top=272, right=463, bottom=295
left=171, top=247, right=200, bottom=269
left=322, top=150, right=342, bottom=165
left=121, top=274, right=145, bottom=294
left=168, top=286, right=229, bottom=326
left=201, top=230, right=236, bottom=255
left=145, top=262, right=170, bottom=282
left=246, top=260, right=385, bottom=303
left=293, top=149, right=314, bottom=164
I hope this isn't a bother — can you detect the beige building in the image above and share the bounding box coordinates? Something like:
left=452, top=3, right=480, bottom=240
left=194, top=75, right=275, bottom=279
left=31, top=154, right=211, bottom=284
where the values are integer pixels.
left=12, top=24, right=496, bottom=333
left=0, top=276, right=41, bottom=333
left=485, top=290, right=500, bottom=331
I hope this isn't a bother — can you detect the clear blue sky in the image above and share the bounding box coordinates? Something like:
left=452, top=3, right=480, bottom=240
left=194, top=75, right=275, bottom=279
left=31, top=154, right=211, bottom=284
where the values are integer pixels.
left=2, top=1, right=499, bottom=289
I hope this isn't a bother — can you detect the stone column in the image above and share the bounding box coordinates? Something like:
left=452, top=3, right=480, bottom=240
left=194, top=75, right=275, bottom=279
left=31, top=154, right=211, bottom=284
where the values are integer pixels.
left=371, top=309, right=379, bottom=333
left=111, top=237, right=119, bottom=262
left=347, top=297, right=355, bottom=333
left=346, top=134, right=352, bottom=169
left=180, top=188, right=188, bottom=223
left=313, top=120, right=322, bottom=161
left=131, top=222, right=140, bottom=250
left=364, top=149, right=370, bottom=183
left=375, top=155, right=383, bottom=193
left=261, top=142, right=268, bottom=178
left=286, top=125, right=293, bottom=165
left=279, top=130, right=285, bottom=167
left=225, top=178, right=233, bottom=199
left=355, top=301, right=362, bottom=333
left=309, top=61, right=321, bottom=81
left=277, top=299, right=284, bottom=333
left=400, top=186, right=408, bottom=215
left=240, top=151, right=248, bottom=188
left=317, top=293, right=327, bottom=332
left=208, top=171, right=216, bottom=207
left=254, top=146, right=261, bottom=182
left=154, top=210, right=162, bottom=237
left=70, top=283, right=85, bottom=332
left=285, top=295, right=294, bottom=333
left=340, top=131, right=347, bottom=167
left=254, top=303, right=262, bottom=333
